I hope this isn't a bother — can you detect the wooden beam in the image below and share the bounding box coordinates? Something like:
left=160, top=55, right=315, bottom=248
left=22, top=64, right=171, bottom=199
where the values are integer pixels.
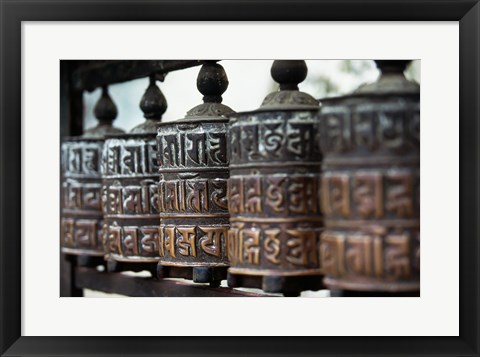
left=74, top=266, right=274, bottom=297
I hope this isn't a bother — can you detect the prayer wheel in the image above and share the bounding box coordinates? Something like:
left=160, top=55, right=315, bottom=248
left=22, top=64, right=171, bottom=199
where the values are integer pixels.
left=318, top=60, right=420, bottom=295
left=101, top=76, right=166, bottom=272
left=156, top=61, right=233, bottom=285
left=60, top=87, right=124, bottom=263
left=226, top=60, right=323, bottom=296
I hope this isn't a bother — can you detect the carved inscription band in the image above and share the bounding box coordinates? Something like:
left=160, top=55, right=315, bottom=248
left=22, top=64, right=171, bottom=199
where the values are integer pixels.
left=228, top=113, right=321, bottom=166
left=320, top=229, right=419, bottom=291
left=228, top=174, right=321, bottom=217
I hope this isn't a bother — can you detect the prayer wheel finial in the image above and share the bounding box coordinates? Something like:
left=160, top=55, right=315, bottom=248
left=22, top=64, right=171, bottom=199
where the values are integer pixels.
left=271, top=60, right=308, bottom=90
left=140, top=75, right=167, bottom=120
left=94, top=86, right=118, bottom=124
left=197, top=61, right=229, bottom=103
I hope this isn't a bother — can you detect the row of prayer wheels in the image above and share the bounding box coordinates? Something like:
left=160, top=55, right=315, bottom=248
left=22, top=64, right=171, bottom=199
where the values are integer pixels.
left=61, top=60, right=420, bottom=296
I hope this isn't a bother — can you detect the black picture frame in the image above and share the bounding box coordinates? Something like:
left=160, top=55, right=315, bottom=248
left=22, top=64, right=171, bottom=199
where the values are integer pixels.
left=1, top=0, right=478, bottom=356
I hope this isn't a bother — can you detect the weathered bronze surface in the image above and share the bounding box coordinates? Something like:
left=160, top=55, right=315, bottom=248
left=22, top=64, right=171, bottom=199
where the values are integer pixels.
left=318, top=60, right=420, bottom=293
left=60, top=87, right=124, bottom=257
left=102, top=76, right=166, bottom=264
left=226, top=60, right=323, bottom=295
left=156, top=62, right=233, bottom=283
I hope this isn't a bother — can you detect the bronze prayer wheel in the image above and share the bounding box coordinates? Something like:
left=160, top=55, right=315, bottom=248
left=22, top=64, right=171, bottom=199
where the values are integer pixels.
left=101, top=76, right=166, bottom=270
left=156, top=61, right=233, bottom=285
left=318, top=60, right=420, bottom=294
left=60, top=86, right=124, bottom=259
left=226, top=60, right=323, bottom=296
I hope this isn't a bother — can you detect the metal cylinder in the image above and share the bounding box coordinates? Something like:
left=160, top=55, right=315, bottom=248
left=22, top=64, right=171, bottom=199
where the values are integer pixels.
left=101, top=76, right=166, bottom=268
left=226, top=60, right=323, bottom=296
left=60, top=86, right=124, bottom=259
left=156, top=62, right=233, bottom=284
left=318, top=60, right=420, bottom=294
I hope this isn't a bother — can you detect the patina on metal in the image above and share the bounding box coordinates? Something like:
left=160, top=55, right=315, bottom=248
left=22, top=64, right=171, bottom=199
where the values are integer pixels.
left=156, top=61, right=233, bottom=285
left=318, top=60, right=420, bottom=294
left=101, top=75, right=166, bottom=271
left=60, top=86, right=124, bottom=259
left=226, top=60, right=323, bottom=296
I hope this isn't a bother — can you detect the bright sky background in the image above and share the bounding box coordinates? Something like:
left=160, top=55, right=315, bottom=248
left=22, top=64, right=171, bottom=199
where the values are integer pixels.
left=83, top=60, right=420, bottom=132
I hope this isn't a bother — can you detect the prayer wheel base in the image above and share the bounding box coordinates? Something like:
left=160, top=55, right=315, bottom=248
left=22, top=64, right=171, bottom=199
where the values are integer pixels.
left=76, top=255, right=106, bottom=268
left=106, top=259, right=157, bottom=276
left=227, top=272, right=324, bottom=297
left=324, top=277, right=420, bottom=295
left=330, top=289, right=420, bottom=297
left=156, top=264, right=228, bottom=286
left=64, top=253, right=105, bottom=269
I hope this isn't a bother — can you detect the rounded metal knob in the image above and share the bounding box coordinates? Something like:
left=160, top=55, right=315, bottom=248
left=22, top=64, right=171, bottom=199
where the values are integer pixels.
left=271, top=60, right=308, bottom=90
left=140, top=75, right=167, bottom=120
left=94, top=86, right=118, bottom=124
left=197, top=61, right=229, bottom=103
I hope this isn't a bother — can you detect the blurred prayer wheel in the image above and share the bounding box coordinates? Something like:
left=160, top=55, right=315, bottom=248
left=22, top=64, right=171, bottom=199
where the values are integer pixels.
left=318, top=60, right=420, bottom=295
left=60, top=86, right=124, bottom=261
left=156, top=61, right=233, bottom=285
left=101, top=76, right=166, bottom=271
left=226, top=60, right=323, bottom=296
